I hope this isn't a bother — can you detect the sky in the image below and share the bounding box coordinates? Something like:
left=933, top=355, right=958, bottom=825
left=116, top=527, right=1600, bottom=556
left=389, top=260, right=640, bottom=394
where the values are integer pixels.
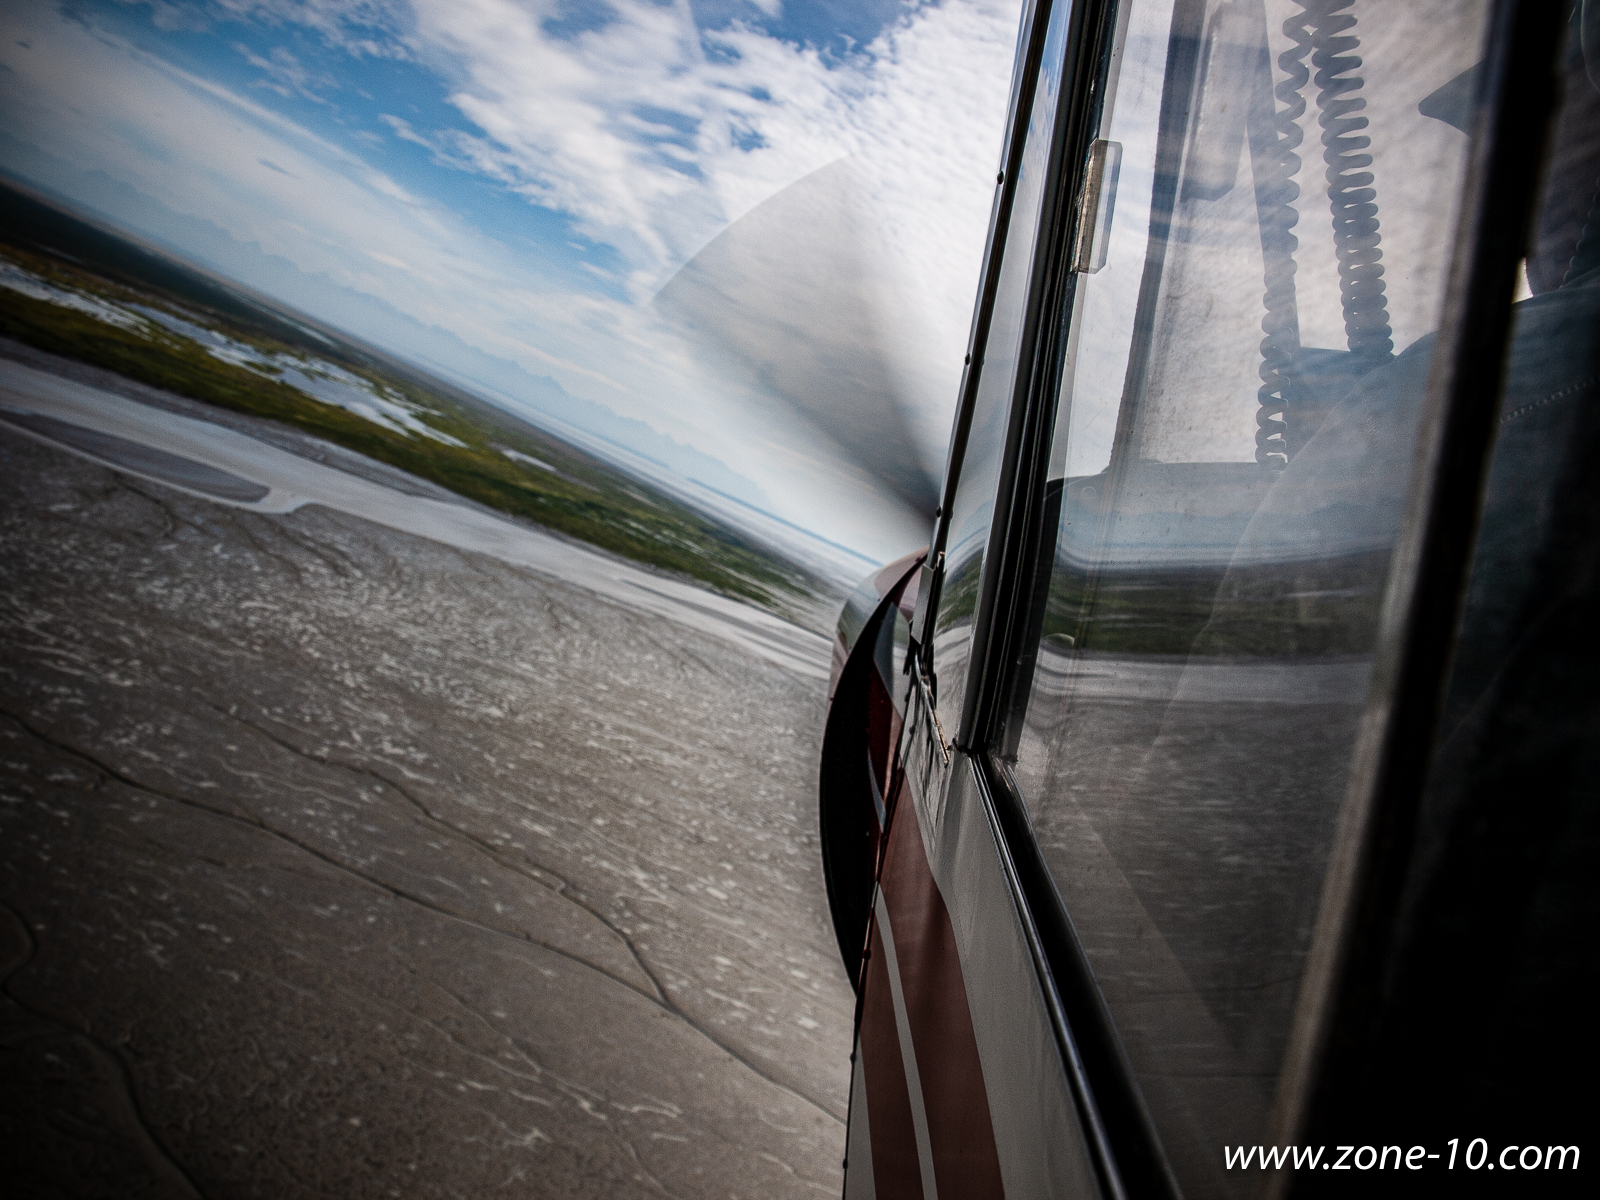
left=0, top=0, right=1022, bottom=563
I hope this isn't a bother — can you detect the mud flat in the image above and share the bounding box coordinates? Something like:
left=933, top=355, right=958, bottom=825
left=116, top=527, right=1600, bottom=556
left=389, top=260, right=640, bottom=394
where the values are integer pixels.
left=0, top=394, right=853, bottom=1197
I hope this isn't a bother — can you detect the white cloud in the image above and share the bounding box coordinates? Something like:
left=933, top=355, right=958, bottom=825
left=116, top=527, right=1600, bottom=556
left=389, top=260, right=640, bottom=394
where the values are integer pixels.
left=233, top=41, right=333, bottom=99
left=174, top=0, right=412, bottom=54
left=376, top=112, right=432, bottom=145
left=402, top=1, right=1015, bottom=291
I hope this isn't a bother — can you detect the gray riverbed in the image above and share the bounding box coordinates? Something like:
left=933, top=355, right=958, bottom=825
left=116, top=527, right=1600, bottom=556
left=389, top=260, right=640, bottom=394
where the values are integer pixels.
left=0, top=362, right=853, bottom=1198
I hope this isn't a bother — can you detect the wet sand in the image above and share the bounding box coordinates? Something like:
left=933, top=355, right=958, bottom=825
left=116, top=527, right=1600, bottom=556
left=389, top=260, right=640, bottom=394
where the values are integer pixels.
left=0, top=384, right=853, bottom=1197
left=0, top=350, right=837, bottom=676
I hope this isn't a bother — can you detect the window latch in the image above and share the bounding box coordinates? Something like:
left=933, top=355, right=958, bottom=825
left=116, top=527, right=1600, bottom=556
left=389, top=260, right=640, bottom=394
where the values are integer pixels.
left=1072, top=139, right=1122, bottom=274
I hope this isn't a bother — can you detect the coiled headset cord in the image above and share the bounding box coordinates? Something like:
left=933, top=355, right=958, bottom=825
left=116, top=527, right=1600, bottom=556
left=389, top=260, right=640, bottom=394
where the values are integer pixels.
left=1254, top=0, right=1395, bottom=465
left=1253, top=4, right=1310, bottom=465
left=1308, top=0, right=1395, bottom=362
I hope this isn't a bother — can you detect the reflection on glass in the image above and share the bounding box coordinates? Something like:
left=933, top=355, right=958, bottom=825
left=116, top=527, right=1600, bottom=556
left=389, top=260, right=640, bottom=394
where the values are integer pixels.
left=930, top=0, right=1076, bottom=739
left=1441, top=5, right=1600, bottom=733
left=999, top=0, right=1492, bottom=1195
left=1382, top=8, right=1600, bottom=1125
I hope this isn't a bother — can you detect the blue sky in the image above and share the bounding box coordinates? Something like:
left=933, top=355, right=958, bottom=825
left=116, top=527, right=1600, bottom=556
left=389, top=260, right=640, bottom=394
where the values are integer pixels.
left=0, top=0, right=1019, bottom=561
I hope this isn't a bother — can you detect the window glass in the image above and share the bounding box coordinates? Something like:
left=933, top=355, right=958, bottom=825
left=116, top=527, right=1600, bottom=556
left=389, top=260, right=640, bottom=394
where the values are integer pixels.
left=1369, top=2, right=1600, bottom=1137
left=931, top=0, right=1075, bottom=740
left=1439, top=5, right=1600, bottom=729
left=997, top=0, right=1491, bottom=1194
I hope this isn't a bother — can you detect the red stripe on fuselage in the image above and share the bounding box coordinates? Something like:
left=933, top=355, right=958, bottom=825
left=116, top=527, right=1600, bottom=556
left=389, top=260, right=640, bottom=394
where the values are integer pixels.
left=878, top=773, right=1006, bottom=1198
left=860, top=915, right=925, bottom=1199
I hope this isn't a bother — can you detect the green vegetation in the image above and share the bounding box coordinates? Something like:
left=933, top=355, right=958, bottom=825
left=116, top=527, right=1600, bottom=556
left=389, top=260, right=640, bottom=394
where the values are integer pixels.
left=1040, top=553, right=1386, bottom=658
left=0, top=183, right=811, bottom=608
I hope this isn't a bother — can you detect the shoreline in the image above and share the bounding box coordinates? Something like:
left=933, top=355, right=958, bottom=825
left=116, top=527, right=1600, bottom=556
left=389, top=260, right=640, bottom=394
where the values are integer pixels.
left=0, top=347, right=836, bottom=678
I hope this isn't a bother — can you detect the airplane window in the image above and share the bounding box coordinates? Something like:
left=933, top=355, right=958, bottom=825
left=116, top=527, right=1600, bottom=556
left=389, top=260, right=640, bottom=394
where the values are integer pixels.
left=993, top=0, right=1497, bottom=1194
left=931, top=0, right=1076, bottom=741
